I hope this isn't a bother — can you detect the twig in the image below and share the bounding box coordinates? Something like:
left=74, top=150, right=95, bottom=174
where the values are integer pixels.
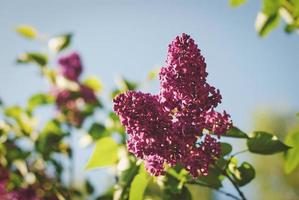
left=214, top=165, right=247, bottom=200
left=186, top=180, right=241, bottom=200
left=231, top=149, right=248, bottom=157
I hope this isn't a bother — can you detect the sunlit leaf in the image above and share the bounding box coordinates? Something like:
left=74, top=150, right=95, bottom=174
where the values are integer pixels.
left=147, top=68, right=159, bottom=80
left=27, top=93, right=54, bottom=112
left=229, top=0, right=247, bottom=8
left=262, top=0, right=282, bottom=16
left=4, top=106, right=36, bottom=135
left=284, top=130, right=299, bottom=174
left=256, top=13, right=280, bottom=37
left=4, top=106, right=23, bottom=119
left=17, top=52, right=48, bottom=67
left=129, top=169, right=149, bottom=200
left=16, top=25, right=37, bottom=39
left=83, top=76, right=103, bottom=92
left=85, top=137, right=118, bottom=170
left=255, top=0, right=283, bottom=36
left=223, top=127, right=248, bottom=138
left=48, top=33, right=72, bottom=52
left=247, top=131, right=290, bottom=154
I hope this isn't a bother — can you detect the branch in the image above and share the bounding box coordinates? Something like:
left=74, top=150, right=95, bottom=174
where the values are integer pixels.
left=214, top=165, right=247, bottom=200
left=186, top=180, right=241, bottom=200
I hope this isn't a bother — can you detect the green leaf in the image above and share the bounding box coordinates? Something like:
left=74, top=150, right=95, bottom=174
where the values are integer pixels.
left=179, top=187, right=192, bottom=200
left=85, top=137, right=118, bottom=170
left=4, top=106, right=35, bottom=135
left=16, top=25, right=37, bottom=39
left=48, top=33, right=72, bottom=52
left=129, top=170, right=149, bottom=200
left=85, top=180, right=95, bottom=194
left=147, top=68, right=159, bottom=80
left=27, top=93, right=54, bottom=112
left=224, top=127, right=249, bottom=138
left=83, top=76, right=103, bottom=92
left=36, top=120, right=66, bottom=158
left=255, top=0, right=282, bottom=36
left=17, top=52, right=48, bottom=67
left=291, top=0, right=299, bottom=17
left=195, top=168, right=223, bottom=189
left=4, top=106, right=22, bottom=119
left=88, top=123, right=110, bottom=140
left=6, top=144, right=30, bottom=161
left=247, top=131, right=291, bottom=154
left=116, top=76, right=138, bottom=92
left=256, top=13, right=280, bottom=37
left=262, top=0, right=282, bottom=16
left=220, top=142, right=232, bottom=156
left=229, top=0, right=247, bottom=8
left=284, top=130, right=299, bottom=174
left=284, top=24, right=297, bottom=33
left=235, top=162, right=255, bottom=186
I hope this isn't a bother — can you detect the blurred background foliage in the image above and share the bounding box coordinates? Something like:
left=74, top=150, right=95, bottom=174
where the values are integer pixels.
left=230, top=0, right=299, bottom=36
left=252, top=110, right=299, bottom=200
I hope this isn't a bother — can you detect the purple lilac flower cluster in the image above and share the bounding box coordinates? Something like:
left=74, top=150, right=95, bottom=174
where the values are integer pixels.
left=113, top=34, right=232, bottom=177
left=53, top=52, right=97, bottom=126
left=58, top=52, right=82, bottom=81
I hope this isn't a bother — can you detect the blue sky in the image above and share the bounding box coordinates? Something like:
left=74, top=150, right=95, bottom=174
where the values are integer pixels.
left=0, top=0, right=299, bottom=199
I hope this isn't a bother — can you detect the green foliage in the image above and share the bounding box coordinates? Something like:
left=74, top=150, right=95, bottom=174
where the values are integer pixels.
left=111, top=76, right=138, bottom=99
left=48, top=33, right=72, bottom=52
left=27, top=93, right=54, bottom=112
left=230, top=0, right=299, bottom=36
left=88, top=122, right=110, bottom=140
left=5, top=142, right=31, bottom=161
left=224, top=126, right=249, bottom=138
left=36, top=120, right=68, bottom=159
left=196, top=168, right=223, bottom=189
left=247, top=131, right=290, bottom=154
left=262, top=0, right=282, bottom=15
left=129, top=168, right=150, bottom=200
left=284, top=130, right=299, bottom=174
left=163, top=169, right=192, bottom=200
left=4, top=105, right=36, bottom=135
left=235, top=162, right=255, bottom=186
left=17, top=52, right=48, bottom=67
left=220, top=143, right=233, bottom=156
left=83, top=76, right=103, bottom=92
left=85, top=137, right=118, bottom=170
left=256, top=13, right=281, bottom=37
left=229, top=0, right=247, bottom=8
left=85, top=180, right=95, bottom=194
left=16, top=25, right=37, bottom=39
